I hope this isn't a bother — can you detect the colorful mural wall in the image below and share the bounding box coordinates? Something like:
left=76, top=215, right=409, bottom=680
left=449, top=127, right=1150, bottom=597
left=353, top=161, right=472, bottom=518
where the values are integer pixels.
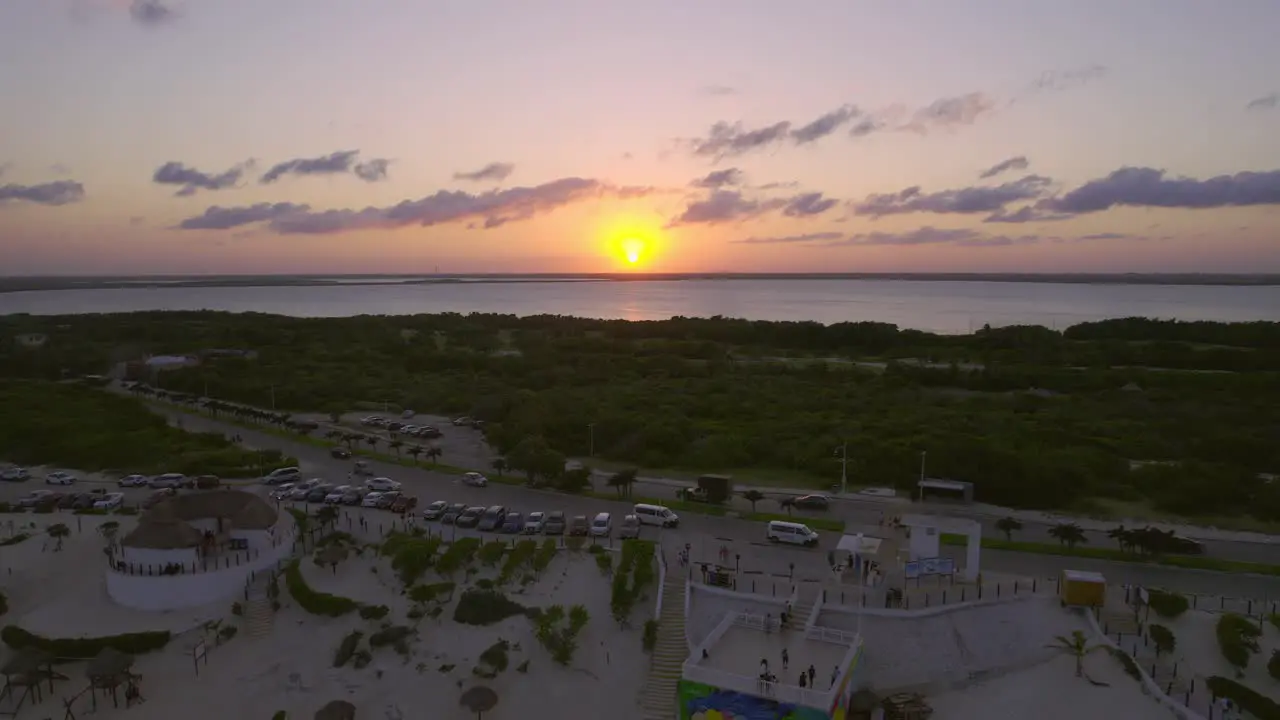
left=827, top=643, right=865, bottom=720
left=678, top=680, right=831, bottom=720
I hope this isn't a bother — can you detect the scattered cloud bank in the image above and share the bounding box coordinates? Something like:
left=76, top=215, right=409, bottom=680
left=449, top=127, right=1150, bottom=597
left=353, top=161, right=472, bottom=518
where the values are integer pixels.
left=700, top=85, right=737, bottom=97
left=690, top=168, right=744, bottom=189
left=667, top=185, right=837, bottom=227
left=1021, top=65, right=1109, bottom=96
left=735, top=232, right=844, bottom=245
left=453, top=162, right=515, bottom=183
left=0, top=180, right=86, bottom=206
left=177, top=177, right=652, bottom=234
left=979, top=156, right=1030, bottom=180
left=260, top=150, right=390, bottom=184
left=152, top=161, right=251, bottom=196
left=1245, top=93, right=1279, bottom=112
left=734, top=226, right=1132, bottom=249
left=129, top=0, right=176, bottom=26
left=853, top=175, right=1052, bottom=219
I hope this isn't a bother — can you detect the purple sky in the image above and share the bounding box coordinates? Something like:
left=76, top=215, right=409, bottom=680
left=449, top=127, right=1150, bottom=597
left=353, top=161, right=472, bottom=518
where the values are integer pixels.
left=1, top=0, right=1278, bottom=275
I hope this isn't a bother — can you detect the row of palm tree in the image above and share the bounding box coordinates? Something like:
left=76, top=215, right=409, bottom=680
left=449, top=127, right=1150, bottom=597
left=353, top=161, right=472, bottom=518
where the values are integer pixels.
left=995, top=515, right=1201, bottom=557
left=127, top=383, right=297, bottom=428
left=320, top=429, right=446, bottom=465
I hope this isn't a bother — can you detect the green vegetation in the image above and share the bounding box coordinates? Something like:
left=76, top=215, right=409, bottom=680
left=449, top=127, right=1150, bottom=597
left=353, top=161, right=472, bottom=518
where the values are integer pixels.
left=940, top=534, right=1280, bottom=575
left=1215, top=613, right=1262, bottom=673
left=368, top=625, right=413, bottom=648
left=1, top=625, right=171, bottom=657
left=1146, top=589, right=1190, bottom=619
left=333, top=630, right=363, bottom=667
left=642, top=619, right=658, bottom=652
left=435, top=537, right=481, bottom=579
left=380, top=533, right=443, bottom=586
left=610, top=540, right=655, bottom=625
left=474, top=639, right=510, bottom=677
left=1148, top=624, right=1176, bottom=654
left=1206, top=676, right=1280, bottom=720
left=0, top=533, right=31, bottom=547
left=283, top=559, right=358, bottom=616
left=1270, top=650, right=1280, bottom=681
left=533, top=604, right=589, bottom=665
left=5, top=313, right=1280, bottom=520
left=358, top=605, right=389, bottom=621
left=0, top=379, right=296, bottom=477
left=499, top=539, right=538, bottom=584
left=408, top=582, right=455, bottom=604
left=531, top=538, right=558, bottom=575
left=478, top=540, right=507, bottom=567
left=453, top=588, right=531, bottom=626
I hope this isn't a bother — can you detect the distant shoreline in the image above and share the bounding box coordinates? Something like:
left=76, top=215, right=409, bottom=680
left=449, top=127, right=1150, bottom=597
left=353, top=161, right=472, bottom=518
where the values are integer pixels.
left=0, top=272, right=1277, bottom=294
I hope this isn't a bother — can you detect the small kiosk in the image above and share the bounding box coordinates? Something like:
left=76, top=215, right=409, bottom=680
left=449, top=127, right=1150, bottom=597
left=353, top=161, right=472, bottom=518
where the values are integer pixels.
left=1059, top=569, right=1106, bottom=607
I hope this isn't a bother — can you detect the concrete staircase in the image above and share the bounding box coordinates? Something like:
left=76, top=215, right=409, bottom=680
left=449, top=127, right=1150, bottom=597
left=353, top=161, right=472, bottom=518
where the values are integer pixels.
left=639, top=572, right=689, bottom=720
left=243, top=571, right=275, bottom=639
left=790, top=591, right=816, bottom=630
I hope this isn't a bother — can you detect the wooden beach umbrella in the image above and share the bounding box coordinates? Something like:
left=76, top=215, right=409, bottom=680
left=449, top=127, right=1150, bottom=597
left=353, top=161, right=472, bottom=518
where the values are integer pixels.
left=460, top=685, right=499, bottom=719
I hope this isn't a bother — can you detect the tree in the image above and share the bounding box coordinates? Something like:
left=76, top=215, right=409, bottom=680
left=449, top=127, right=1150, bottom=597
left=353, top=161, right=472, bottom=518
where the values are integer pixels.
left=491, top=458, right=507, bottom=477
left=741, top=489, right=765, bottom=512
left=1107, top=525, right=1131, bottom=552
left=425, top=446, right=443, bottom=465
left=407, top=445, right=423, bottom=464
left=365, top=436, right=379, bottom=452
left=1048, top=522, right=1086, bottom=549
left=1045, top=630, right=1105, bottom=677
left=315, top=505, right=339, bottom=529
left=388, top=439, right=404, bottom=456
left=607, top=468, right=637, bottom=498
left=777, top=497, right=795, bottom=516
left=99, top=520, right=120, bottom=547
left=995, top=516, right=1022, bottom=541
left=557, top=466, right=591, bottom=493
left=47, top=523, right=71, bottom=551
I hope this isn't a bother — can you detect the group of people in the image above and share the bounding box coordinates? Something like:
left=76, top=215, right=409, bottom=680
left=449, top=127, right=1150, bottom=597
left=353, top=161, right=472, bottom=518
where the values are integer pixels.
left=758, top=655, right=841, bottom=694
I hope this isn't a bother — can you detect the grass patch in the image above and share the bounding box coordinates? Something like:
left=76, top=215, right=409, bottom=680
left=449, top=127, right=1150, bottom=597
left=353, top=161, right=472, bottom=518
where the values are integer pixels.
left=0, top=533, right=32, bottom=547
left=1, top=625, right=170, bottom=657
left=453, top=588, right=531, bottom=626
left=333, top=630, right=363, bottom=667
left=283, top=559, right=358, bottom=616
left=940, top=534, right=1280, bottom=575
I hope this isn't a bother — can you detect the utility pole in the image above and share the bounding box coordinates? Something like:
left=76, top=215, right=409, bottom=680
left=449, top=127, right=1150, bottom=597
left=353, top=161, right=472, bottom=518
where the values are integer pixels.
left=836, top=443, right=848, bottom=496
left=270, top=385, right=276, bottom=411
left=918, top=450, right=927, bottom=503
left=588, top=423, right=596, bottom=457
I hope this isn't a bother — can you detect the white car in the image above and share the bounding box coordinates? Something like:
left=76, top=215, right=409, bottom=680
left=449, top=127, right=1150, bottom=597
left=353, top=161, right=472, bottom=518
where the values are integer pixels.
left=361, top=492, right=384, bottom=508
left=1, top=466, right=29, bottom=482
left=523, top=511, right=546, bottom=534
left=118, top=474, right=149, bottom=487
left=324, top=485, right=352, bottom=504
left=18, top=490, right=55, bottom=507
left=45, top=472, right=77, bottom=486
left=149, top=473, right=187, bottom=489
left=365, top=477, right=401, bottom=492
left=462, top=472, right=488, bottom=488
left=93, top=492, right=125, bottom=510
left=261, top=467, right=301, bottom=485
left=269, top=483, right=296, bottom=500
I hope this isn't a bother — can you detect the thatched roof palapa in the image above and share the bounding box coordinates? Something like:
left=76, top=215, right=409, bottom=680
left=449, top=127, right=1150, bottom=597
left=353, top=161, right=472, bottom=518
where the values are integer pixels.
left=86, top=647, right=134, bottom=680
left=121, top=490, right=279, bottom=549
left=120, top=514, right=203, bottom=550
left=1, top=647, right=53, bottom=676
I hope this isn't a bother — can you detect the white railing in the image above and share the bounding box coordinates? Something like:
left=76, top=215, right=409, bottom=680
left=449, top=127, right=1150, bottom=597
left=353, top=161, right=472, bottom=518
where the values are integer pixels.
left=805, top=625, right=860, bottom=645
left=682, top=662, right=834, bottom=709
left=732, top=611, right=772, bottom=632
left=690, top=612, right=737, bottom=661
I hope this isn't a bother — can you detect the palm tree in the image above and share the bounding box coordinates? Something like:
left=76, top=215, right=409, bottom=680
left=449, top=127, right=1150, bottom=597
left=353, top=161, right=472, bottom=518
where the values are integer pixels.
left=425, top=446, right=443, bottom=465
left=1107, top=525, right=1131, bottom=552
left=325, top=429, right=344, bottom=442
left=407, top=446, right=424, bottom=464
left=777, top=497, right=795, bottom=516
left=606, top=468, right=637, bottom=499
left=995, top=516, right=1022, bottom=541
left=491, top=458, right=508, bottom=477
left=343, top=433, right=361, bottom=448
left=99, top=520, right=120, bottom=547
left=315, top=505, right=339, bottom=529
left=365, top=436, right=379, bottom=452
left=388, top=439, right=404, bottom=456
left=47, top=523, right=71, bottom=551
left=1046, top=630, right=1105, bottom=677
left=1048, top=522, right=1087, bottom=550
left=741, top=489, right=765, bottom=513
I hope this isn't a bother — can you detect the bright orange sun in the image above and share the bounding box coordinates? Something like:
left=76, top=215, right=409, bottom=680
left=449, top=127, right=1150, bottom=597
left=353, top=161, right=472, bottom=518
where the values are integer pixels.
left=622, top=238, right=645, bottom=265
left=601, top=215, right=662, bottom=270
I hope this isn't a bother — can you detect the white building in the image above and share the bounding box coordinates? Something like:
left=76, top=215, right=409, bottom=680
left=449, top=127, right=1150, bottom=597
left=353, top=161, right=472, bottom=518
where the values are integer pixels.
left=108, top=490, right=293, bottom=611
left=900, top=514, right=982, bottom=582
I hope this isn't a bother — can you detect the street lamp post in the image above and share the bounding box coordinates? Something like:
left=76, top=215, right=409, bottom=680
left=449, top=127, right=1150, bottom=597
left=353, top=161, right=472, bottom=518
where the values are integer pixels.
left=836, top=442, right=849, bottom=496
left=588, top=423, right=596, bottom=457
left=918, top=450, right=927, bottom=503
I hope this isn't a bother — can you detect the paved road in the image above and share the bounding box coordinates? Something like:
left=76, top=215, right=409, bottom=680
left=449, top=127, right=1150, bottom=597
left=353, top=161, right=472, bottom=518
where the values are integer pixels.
left=142, top=407, right=1280, bottom=599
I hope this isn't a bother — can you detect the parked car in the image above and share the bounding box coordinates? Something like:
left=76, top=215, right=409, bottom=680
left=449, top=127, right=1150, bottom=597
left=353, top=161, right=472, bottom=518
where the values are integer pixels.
left=195, top=475, right=221, bottom=489
left=1, top=466, right=30, bottom=482
left=149, top=473, right=188, bottom=489
left=452, top=416, right=473, bottom=426
left=73, top=493, right=100, bottom=510
left=456, top=506, right=485, bottom=528
left=36, top=493, right=66, bottom=511
left=17, top=490, right=55, bottom=508
left=58, top=493, right=82, bottom=509
left=352, top=460, right=373, bottom=477
left=500, top=512, right=524, bottom=534
left=45, top=471, right=77, bottom=486
left=792, top=494, right=831, bottom=511
left=619, top=514, right=641, bottom=539
left=366, top=477, right=401, bottom=492
left=422, top=500, right=448, bottom=520
left=633, top=503, right=680, bottom=528
left=94, top=492, right=125, bottom=510
left=375, top=491, right=402, bottom=509
left=462, top=472, right=488, bottom=488
left=590, top=512, right=613, bottom=537
left=284, top=487, right=311, bottom=500
left=143, top=489, right=175, bottom=508
left=329, top=447, right=352, bottom=460
left=390, top=495, right=417, bottom=514
left=305, top=486, right=334, bottom=503
left=361, top=491, right=385, bottom=508
left=324, top=486, right=352, bottom=504
left=261, top=467, right=301, bottom=485
left=441, top=503, right=467, bottom=524
left=418, top=426, right=442, bottom=439
left=523, top=511, right=546, bottom=534
left=270, top=483, right=296, bottom=500
left=543, top=511, right=566, bottom=535
left=568, top=515, right=590, bottom=536
left=118, top=474, right=149, bottom=488
left=361, top=416, right=382, bottom=426
left=340, top=488, right=363, bottom=505
left=766, top=520, right=820, bottom=547
left=477, top=506, right=508, bottom=531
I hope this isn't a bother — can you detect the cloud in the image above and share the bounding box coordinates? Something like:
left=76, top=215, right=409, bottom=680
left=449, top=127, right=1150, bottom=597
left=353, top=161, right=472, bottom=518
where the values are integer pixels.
left=790, top=105, right=860, bottom=144
left=453, top=162, right=515, bottom=183
left=129, top=215, right=146, bottom=226
left=259, top=150, right=391, bottom=184
left=0, top=163, right=8, bottom=179
left=900, top=92, right=997, bottom=134
left=177, top=177, right=649, bottom=234
left=0, top=180, right=86, bottom=206
left=1246, top=93, right=1279, bottom=112
left=983, top=205, right=1073, bottom=224
left=1077, top=232, right=1131, bottom=240
left=152, top=161, right=250, bottom=196
left=129, top=0, right=176, bottom=26
left=667, top=190, right=783, bottom=226
left=689, top=120, right=793, bottom=160
left=690, top=168, right=744, bottom=189
left=1013, top=65, right=1109, bottom=101
left=177, top=202, right=311, bottom=230
left=733, top=232, right=844, bottom=245
left=783, top=192, right=837, bottom=217
left=853, top=175, right=1052, bottom=218
left=979, top=156, right=1030, bottom=180
left=700, top=85, right=737, bottom=97
left=1041, top=167, right=1280, bottom=214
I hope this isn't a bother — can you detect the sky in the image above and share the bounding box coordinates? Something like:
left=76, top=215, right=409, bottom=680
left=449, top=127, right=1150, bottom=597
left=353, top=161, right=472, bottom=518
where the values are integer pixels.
left=1, top=0, right=1279, bottom=275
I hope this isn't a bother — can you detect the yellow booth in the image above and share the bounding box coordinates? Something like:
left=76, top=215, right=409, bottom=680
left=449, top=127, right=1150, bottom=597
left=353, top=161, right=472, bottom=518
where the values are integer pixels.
left=1060, top=569, right=1106, bottom=607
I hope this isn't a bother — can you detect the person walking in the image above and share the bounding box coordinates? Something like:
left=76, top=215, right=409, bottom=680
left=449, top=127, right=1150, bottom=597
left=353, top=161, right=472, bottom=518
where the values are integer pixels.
left=807, top=664, right=816, bottom=686
left=831, top=665, right=840, bottom=688
left=781, top=648, right=789, bottom=670
left=799, top=672, right=807, bottom=688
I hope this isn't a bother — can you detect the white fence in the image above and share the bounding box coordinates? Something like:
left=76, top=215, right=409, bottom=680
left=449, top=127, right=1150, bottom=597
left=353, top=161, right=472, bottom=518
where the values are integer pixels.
left=682, top=659, right=836, bottom=710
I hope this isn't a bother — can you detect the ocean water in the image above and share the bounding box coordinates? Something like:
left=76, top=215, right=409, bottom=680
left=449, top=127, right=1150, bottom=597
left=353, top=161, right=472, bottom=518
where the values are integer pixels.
left=1, top=279, right=1277, bottom=333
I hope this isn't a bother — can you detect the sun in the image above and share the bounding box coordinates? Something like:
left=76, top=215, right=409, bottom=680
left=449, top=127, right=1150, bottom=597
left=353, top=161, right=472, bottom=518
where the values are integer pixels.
left=621, top=238, right=645, bottom=265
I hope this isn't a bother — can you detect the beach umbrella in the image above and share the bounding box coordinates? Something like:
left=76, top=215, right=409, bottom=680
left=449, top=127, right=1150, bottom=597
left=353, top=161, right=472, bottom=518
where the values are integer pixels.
left=460, top=686, right=499, bottom=719
left=314, top=699, right=356, bottom=720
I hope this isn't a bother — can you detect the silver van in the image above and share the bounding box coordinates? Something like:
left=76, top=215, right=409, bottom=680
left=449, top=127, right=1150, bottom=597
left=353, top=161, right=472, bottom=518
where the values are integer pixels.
left=766, top=520, right=819, bottom=547
left=633, top=503, right=680, bottom=528
left=590, top=512, right=613, bottom=537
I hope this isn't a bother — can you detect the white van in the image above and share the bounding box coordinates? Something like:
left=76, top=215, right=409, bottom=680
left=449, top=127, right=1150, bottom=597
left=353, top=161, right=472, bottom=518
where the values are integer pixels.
left=633, top=503, right=680, bottom=528
left=767, top=520, right=819, bottom=547
left=590, top=512, right=613, bottom=537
